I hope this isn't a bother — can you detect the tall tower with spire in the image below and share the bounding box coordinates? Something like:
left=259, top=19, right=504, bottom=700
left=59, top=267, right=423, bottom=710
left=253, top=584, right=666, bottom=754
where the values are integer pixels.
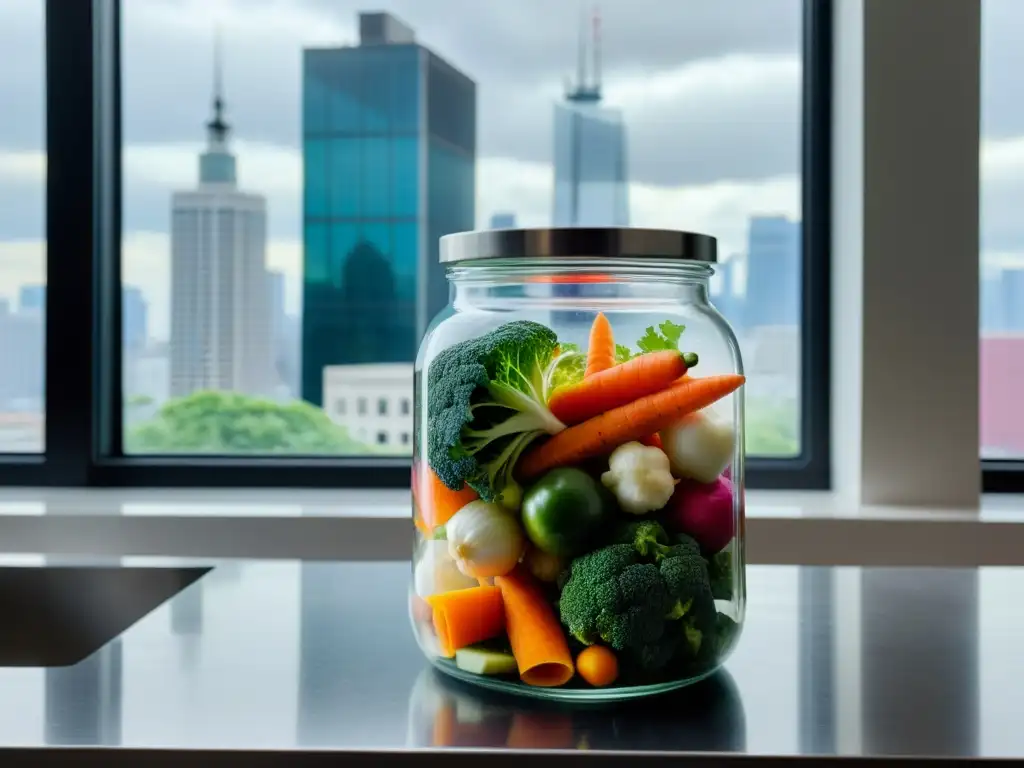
left=552, top=5, right=629, bottom=227
left=199, top=30, right=237, bottom=186
left=168, top=32, right=275, bottom=399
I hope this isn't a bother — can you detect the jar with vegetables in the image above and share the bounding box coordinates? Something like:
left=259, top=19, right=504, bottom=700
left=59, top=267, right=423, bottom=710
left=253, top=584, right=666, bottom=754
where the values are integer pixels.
left=411, top=228, right=745, bottom=701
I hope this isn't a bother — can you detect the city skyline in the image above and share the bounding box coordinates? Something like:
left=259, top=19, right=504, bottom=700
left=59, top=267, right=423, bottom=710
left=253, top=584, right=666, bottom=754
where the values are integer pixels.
left=3, top=0, right=1024, bottom=342
left=0, top=0, right=809, bottom=341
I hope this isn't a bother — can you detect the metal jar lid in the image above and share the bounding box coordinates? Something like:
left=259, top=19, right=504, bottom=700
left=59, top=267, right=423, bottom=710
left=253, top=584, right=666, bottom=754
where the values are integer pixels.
left=439, top=227, right=717, bottom=265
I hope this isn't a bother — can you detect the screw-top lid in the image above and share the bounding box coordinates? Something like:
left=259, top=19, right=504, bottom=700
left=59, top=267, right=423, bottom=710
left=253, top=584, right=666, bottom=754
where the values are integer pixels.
left=439, top=227, right=717, bottom=264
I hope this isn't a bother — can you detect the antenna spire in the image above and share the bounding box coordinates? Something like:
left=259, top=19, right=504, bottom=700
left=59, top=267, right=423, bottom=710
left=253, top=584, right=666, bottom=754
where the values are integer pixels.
left=207, top=27, right=229, bottom=144
left=576, top=5, right=588, bottom=95
left=592, top=6, right=602, bottom=97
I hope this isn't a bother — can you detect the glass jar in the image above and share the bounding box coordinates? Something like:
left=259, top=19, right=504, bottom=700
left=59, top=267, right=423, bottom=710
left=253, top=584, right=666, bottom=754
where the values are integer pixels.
left=410, top=227, right=746, bottom=702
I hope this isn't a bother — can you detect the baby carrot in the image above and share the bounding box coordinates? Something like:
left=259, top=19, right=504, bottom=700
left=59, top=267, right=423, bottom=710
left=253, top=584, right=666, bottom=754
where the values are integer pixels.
left=518, top=374, right=745, bottom=479
left=495, top=567, right=575, bottom=687
left=548, top=349, right=696, bottom=425
left=425, top=585, right=505, bottom=658
left=414, top=462, right=479, bottom=532
left=584, top=313, right=615, bottom=378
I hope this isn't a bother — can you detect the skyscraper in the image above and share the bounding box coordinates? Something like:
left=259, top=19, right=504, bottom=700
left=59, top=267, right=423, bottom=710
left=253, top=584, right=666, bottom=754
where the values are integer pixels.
left=711, top=256, right=742, bottom=330
left=169, top=40, right=273, bottom=398
left=122, top=285, right=148, bottom=352
left=743, top=215, right=802, bottom=328
left=552, top=8, right=629, bottom=227
left=301, top=12, right=476, bottom=407
left=18, top=285, right=45, bottom=315
left=489, top=212, right=517, bottom=229
left=981, top=267, right=1024, bottom=333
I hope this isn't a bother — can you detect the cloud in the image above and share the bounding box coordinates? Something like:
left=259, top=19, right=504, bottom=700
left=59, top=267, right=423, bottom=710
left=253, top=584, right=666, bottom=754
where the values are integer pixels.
left=122, top=0, right=802, bottom=187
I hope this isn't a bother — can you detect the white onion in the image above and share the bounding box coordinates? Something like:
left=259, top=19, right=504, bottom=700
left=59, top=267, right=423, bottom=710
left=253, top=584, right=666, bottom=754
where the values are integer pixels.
left=414, top=538, right=478, bottom=597
left=446, top=500, right=525, bottom=579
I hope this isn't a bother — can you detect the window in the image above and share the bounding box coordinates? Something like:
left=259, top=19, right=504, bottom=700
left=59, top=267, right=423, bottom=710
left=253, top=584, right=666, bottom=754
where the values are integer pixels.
left=981, top=0, right=1024, bottom=490
left=1, top=0, right=829, bottom=488
left=376, top=431, right=388, bottom=445
left=401, top=432, right=410, bottom=446
left=0, top=1, right=45, bottom=454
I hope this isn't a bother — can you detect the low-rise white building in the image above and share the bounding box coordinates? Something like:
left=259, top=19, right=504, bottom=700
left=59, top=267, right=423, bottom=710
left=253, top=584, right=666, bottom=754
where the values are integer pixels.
left=323, top=363, right=414, bottom=451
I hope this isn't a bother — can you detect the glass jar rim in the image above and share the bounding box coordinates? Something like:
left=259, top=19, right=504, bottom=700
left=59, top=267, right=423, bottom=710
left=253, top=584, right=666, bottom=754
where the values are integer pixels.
left=439, top=227, right=717, bottom=265
left=446, top=256, right=714, bottom=284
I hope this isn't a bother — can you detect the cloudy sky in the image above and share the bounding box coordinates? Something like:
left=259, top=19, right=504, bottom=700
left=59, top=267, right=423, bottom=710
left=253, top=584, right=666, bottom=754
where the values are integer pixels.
left=0, top=0, right=1020, bottom=340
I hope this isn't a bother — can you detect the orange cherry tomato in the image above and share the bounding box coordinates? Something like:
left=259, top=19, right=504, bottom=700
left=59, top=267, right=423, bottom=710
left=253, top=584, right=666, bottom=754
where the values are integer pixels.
left=576, top=645, right=619, bottom=687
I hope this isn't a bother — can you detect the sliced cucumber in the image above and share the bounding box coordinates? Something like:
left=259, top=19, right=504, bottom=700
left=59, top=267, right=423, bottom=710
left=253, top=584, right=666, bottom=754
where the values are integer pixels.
left=454, top=644, right=517, bottom=676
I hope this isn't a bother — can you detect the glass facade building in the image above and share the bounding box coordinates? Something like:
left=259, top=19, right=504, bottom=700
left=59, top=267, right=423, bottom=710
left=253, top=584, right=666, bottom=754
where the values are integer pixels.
left=301, top=15, right=476, bottom=406
left=744, top=216, right=802, bottom=328
left=552, top=100, right=629, bottom=227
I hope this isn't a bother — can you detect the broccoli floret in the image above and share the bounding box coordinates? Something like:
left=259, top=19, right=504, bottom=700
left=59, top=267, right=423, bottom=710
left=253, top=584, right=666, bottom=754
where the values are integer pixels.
left=613, top=520, right=670, bottom=556
left=708, top=548, right=734, bottom=601
left=426, top=321, right=567, bottom=501
left=659, top=546, right=717, bottom=658
left=559, top=523, right=717, bottom=672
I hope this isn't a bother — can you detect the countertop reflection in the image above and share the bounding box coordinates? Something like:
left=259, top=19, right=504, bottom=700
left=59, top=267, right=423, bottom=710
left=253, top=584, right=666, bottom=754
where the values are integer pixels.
left=0, top=561, right=1020, bottom=761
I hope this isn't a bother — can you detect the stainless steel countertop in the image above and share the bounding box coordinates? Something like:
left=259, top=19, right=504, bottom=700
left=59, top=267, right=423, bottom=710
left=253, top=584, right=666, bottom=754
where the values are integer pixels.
left=0, top=560, right=1019, bottom=764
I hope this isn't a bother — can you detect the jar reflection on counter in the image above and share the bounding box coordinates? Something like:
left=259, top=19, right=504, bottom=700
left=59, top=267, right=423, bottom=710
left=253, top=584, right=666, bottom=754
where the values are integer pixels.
left=411, top=228, right=746, bottom=702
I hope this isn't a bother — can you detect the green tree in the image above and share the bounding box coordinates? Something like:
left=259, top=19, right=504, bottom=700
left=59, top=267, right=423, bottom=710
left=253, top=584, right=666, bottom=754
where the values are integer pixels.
left=124, top=390, right=374, bottom=455
left=745, top=398, right=800, bottom=457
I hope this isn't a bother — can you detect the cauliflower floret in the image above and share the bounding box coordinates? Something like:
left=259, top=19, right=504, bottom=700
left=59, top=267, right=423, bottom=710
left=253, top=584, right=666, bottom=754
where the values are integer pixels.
left=600, top=442, right=677, bottom=515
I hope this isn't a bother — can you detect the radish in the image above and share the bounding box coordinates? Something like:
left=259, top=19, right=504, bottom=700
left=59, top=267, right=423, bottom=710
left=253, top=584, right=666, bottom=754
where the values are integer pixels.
left=662, top=475, right=735, bottom=554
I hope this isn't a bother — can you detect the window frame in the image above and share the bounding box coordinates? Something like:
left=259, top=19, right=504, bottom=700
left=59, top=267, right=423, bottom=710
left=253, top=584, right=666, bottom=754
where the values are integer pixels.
left=983, top=460, right=1024, bottom=493
left=0, top=0, right=833, bottom=489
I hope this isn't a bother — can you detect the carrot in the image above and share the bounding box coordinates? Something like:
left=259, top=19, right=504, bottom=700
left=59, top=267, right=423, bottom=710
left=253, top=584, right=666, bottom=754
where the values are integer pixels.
left=549, top=350, right=694, bottom=425
left=639, top=433, right=663, bottom=450
left=584, top=312, right=615, bottom=378
left=518, top=374, right=745, bottom=480
left=425, top=586, right=505, bottom=658
left=414, top=462, right=478, bottom=532
left=495, top=567, right=575, bottom=687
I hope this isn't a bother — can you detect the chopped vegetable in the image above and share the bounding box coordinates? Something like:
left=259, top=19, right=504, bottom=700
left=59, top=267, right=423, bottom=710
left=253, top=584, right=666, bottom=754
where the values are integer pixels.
left=413, top=461, right=480, bottom=532
left=636, top=320, right=686, bottom=353
left=445, top=500, right=526, bottom=579
left=558, top=521, right=716, bottom=672
left=664, top=476, right=736, bottom=555
left=639, top=433, right=664, bottom=450
left=518, top=374, right=746, bottom=480
left=425, top=585, right=506, bottom=658
left=600, top=441, right=678, bottom=515
left=576, top=645, right=619, bottom=687
left=659, top=409, right=736, bottom=484
left=455, top=643, right=518, bottom=676
left=497, top=478, right=523, bottom=512
left=548, top=343, right=586, bottom=390
left=414, top=538, right=479, bottom=597
left=708, top=546, right=734, bottom=601
left=584, top=312, right=615, bottom=378
left=495, top=567, right=575, bottom=687
left=426, top=320, right=567, bottom=502
left=548, top=350, right=696, bottom=426
left=521, top=467, right=615, bottom=557
left=523, top=546, right=567, bottom=583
